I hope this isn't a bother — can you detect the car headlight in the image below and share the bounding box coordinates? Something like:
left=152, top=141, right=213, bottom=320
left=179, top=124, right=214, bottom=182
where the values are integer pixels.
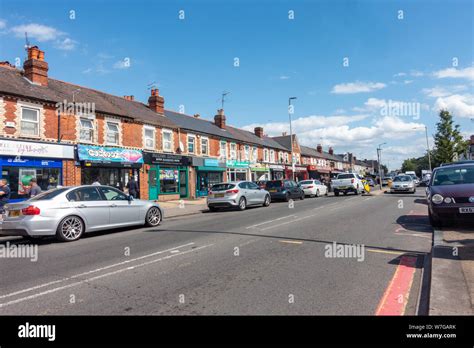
left=431, top=194, right=444, bottom=204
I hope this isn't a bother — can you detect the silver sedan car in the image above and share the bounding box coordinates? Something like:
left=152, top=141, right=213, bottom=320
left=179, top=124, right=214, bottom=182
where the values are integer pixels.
left=207, top=181, right=271, bottom=211
left=390, top=175, right=416, bottom=194
left=0, top=185, right=163, bottom=242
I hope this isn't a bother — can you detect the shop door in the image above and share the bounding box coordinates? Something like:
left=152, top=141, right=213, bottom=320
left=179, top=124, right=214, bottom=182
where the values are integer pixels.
left=179, top=169, right=187, bottom=198
left=148, top=167, right=158, bottom=200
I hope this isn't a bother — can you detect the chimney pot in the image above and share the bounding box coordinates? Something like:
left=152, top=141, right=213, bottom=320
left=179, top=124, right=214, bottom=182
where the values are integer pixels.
left=329, top=147, right=334, bottom=155
left=282, top=131, right=287, bottom=136
left=24, top=46, right=48, bottom=86
left=317, top=144, right=322, bottom=153
left=148, top=89, right=164, bottom=115
left=193, top=113, right=200, bottom=118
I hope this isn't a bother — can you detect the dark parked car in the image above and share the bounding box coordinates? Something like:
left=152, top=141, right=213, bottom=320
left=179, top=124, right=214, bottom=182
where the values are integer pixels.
left=255, top=180, right=267, bottom=189
left=265, top=180, right=305, bottom=202
left=427, top=162, right=474, bottom=227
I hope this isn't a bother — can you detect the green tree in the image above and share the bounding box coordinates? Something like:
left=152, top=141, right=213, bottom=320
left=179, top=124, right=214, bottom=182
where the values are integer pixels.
left=401, top=158, right=417, bottom=173
left=433, top=110, right=468, bottom=166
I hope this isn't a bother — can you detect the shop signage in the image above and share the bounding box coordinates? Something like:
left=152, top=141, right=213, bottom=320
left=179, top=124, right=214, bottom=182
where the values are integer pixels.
left=226, top=160, right=250, bottom=168
left=143, top=152, right=191, bottom=166
left=78, top=145, right=143, bottom=164
left=204, top=158, right=219, bottom=167
left=286, top=165, right=308, bottom=172
left=269, top=164, right=285, bottom=170
left=0, top=139, right=74, bottom=159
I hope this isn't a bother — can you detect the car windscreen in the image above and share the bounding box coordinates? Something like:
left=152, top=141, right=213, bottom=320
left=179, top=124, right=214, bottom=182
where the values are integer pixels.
left=394, top=176, right=411, bottom=182
left=265, top=181, right=283, bottom=188
left=211, top=184, right=235, bottom=191
left=299, top=180, right=313, bottom=185
left=432, top=166, right=474, bottom=186
left=337, top=174, right=354, bottom=179
left=28, top=187, right=69, bottom=201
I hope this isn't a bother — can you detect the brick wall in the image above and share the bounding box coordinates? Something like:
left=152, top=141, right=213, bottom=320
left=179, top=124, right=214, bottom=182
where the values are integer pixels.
left=62, top=160, right=81, bottom=186
left=139, top=164, right=149, bottom=200
left=122, top=121, right=143, bottom=148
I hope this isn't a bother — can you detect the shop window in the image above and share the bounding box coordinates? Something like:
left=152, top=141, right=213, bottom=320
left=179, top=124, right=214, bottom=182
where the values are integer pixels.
left=20, top=107, right=40, bottom=136
left=188, top=135, right=195, bottom=154
left=159, top=168, right=178, bottom=193
left=2, top=166, right=61, bottom=200
left=201, top=137, right=209, bottom=155
left=162, top=130, right=173, bottom=152
left=80, top=118, right=94, bottom=142
left=144, top=127, right=155, bottom=149
left=106, top=122, right=120, bottom=145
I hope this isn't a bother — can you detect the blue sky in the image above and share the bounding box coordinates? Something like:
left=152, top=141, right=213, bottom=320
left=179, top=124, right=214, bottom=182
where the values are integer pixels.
left=0, top=0, right=473, bottom=169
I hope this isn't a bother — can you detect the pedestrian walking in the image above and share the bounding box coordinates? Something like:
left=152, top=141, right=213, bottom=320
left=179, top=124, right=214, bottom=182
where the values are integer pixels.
left=28, top=178, right=42, bottom=198
left=126, top=177, right=139, bottom=198
left=0, top=178, right=11, bottom=213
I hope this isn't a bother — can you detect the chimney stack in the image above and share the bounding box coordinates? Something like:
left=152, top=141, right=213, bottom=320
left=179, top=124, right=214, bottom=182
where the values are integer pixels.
left=148, top=89, right=164, bottom=115
left=193, top=113, right=200, bottom=118
left=0, top=61, right=16, bottom=70
left=124, top=95, right=134, bottom=101
left=317, top=144, right=322, bottom=153
left=214, top=109, right=226, bottom=129
left=282, top=131, right=287, bottom=136
left=329, top=147, right=334, bottom=155
left=254, top=127, right=264, bottom=138
left=23, top=46, right=49, bottom=86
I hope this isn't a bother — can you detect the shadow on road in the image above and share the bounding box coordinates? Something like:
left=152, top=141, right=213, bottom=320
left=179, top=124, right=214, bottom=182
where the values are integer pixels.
left=395, top=214, right=433, bottom=234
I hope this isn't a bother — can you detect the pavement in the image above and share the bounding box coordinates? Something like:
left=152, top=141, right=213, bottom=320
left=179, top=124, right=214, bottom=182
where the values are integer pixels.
left=0, top=187, right=435, bottom=315
left=429, top=226, right=474, bottom=315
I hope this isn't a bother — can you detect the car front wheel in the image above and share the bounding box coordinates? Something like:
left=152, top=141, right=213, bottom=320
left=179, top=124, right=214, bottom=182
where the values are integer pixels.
left=56, top=216, right=84, bottom=242
left=263, top=195, right=271, bottom=207
left=145, top=206, right=162, bottom=227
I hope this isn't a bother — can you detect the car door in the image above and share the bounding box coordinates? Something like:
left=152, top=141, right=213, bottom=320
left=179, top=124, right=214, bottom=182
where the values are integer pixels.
left=315, top=180, right=326, bottom=194
left=248, top=182, right=264, bottom=204
left=290, top=181, right=300, bottom=198
left=98, top=186, right=141, bottom=227
left=238, top=182, right=251, bottom=204
left=66, top=187, right=110, bottom=230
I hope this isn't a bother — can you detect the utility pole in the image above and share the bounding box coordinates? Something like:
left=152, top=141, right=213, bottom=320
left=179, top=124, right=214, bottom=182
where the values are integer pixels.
left=377, top=142, right=386, bottom=190
left=288, top=97, right=297, bottom=181
left=425, top=126, right=432, bottom=172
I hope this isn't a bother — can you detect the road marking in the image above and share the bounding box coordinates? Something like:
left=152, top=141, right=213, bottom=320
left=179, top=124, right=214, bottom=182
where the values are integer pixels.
left=245, top=215, right=296, bottom=229
left=394, top=232, right=431, bottom=239
left=366, top=248, right=406, bottom=256
left=259, top=214, right=316, bottom=231
left=375, top=255, right=417, bottom=315
left=0, top=242, right=195, bottom=300
left=279, top=240, right=303, bottom=244
left=0, top=244, right=213, bottom=309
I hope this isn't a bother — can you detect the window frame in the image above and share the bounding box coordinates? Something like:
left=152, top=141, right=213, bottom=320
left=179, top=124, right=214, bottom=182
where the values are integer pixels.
left=230, top=143, right=237, bottom=160
left=20, top=107, right=40, bottom=137
left=143, top=126, right=156, bottom=150
left=187, top=134, right=196, bottom=154
left=106, top=121, right=120, bottom=145
left=219, top=141, right=227, bottom=159
left=201, top=136, right=209, bottom=156
left=162, top=129, right=173, bottom=152
left=79, top=117, right=95, bottom=143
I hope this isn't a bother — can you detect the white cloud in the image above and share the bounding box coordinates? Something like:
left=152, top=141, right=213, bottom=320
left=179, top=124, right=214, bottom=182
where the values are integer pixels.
left=394, top=72, right=406, bottom=77
left=433, top=94, right=474, bottom=118
left=433, top=66, right=474, bottom=81
left=113, top=59, right=131, bottom=69
left=54, top=37, right=77, bottom=51
left=279, top=75, right=290, bottom=80
left=404, top=80, right=413, bottom=84
left=11, top=23, right=64, bottom=42
left=410, top=70, right=424, bottom=77
left=331, top=81, right=386, bottom=94
left=0, top=19, right=6, bottom=30
left=422, top=85, right=468, bottom=98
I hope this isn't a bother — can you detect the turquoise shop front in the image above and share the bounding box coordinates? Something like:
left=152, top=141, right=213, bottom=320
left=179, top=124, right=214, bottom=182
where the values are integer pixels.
left=194, top=158, right=226, bottom=197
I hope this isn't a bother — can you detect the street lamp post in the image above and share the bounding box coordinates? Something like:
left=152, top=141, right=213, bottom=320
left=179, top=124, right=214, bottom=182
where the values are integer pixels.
left=377, top=142, right=386, bottom=190
left=413, top=125, right=432, bottom=172
left=288, top=97, right=297, bottom=181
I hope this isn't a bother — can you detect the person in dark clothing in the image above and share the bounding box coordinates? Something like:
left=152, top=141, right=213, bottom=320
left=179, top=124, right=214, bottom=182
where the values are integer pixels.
left=28, top=178, right=42, bottom=198
left=0, top=179, right=11, bottom=213
left=126, top=178, right=139, bottom=198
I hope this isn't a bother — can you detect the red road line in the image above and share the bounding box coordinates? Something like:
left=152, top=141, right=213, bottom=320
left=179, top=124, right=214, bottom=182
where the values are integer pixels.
left=375, top=255, right=418, bottom=315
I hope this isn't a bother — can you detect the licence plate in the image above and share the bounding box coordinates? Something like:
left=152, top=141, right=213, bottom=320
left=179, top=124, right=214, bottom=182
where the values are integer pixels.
left=9, top=210, right=21, bottom=217
left=459, top=207, right=474, bottom=214
left=338, top=186, right=348, bottom=190
left=214, top=193, right=224, bottom=198
left=269, top=189, right=277, bottom=193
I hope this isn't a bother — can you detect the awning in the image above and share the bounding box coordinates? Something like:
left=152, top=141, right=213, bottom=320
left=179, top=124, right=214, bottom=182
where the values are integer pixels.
left=196, top=166, right=226, bottom=172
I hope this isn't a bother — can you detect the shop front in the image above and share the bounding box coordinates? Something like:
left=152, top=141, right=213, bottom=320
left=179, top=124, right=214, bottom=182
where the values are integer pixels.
left=285, top=165, right=309, bottom=182
left=307, top=165, right=331, bottom=181
left=194, top=158, right=226, bottom=197
left=269, top=164, right=285, bottom=180
left=144, top=152, right=192, bottom=200
left=250, top=163, right=270, bottom=182
left=226, top=160, right=250, bottom=182
left=0, top=139, right=74, bottom=201
left=78, top=145, right=143, bottom=194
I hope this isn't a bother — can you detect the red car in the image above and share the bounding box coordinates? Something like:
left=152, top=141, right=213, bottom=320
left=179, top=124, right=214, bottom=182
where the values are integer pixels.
left=427, top=161, right=474, bottom=227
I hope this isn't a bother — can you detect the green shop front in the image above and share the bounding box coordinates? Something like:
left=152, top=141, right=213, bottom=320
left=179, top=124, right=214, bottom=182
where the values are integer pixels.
left=226, top=160, right=250, bottom=182
left=250, top=163, right=270, bottom=181
left=144, top=152, right=192, bottom=200
left=193, top=158, right=226, bottom=197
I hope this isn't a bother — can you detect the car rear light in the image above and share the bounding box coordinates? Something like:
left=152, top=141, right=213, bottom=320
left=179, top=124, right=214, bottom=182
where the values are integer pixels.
left=21, top=206, right=41, bottom=215
left=307, top=185, right=314, bottom=188
left=226, top=189, right=239, bottom=195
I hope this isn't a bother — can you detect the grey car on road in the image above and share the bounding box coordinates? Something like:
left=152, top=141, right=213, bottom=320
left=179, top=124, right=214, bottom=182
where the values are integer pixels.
left=207, top=181, right=271, bottom=211
left=0, top=185, right=163, bottom=242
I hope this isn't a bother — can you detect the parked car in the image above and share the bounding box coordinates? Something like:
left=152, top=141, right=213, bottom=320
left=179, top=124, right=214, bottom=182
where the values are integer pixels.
left=0, top=185, right=163, bottom=242
left=207, top=181, right=271, bottom=211
left=265, top=180, right=305, bottom=201
left=421, top=173, right=431, bottom=187
left=427, top=162, right=474, bottom=227
left=382, top=177, right=393, bottom=186
left=332, top=173, right=365, bottom=196
left=390, top=175, right=416, bottom=194
left=298, top=179, right=328, bottom=197
left=255, top=180, right=267, bottom=189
